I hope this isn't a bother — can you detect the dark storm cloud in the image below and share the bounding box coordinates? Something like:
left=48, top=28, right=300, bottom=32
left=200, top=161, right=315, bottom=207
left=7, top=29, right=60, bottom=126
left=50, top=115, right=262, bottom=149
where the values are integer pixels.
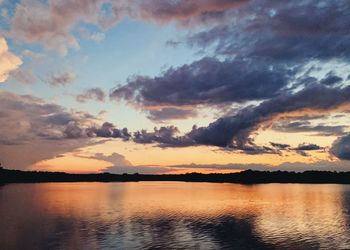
left=147, top=107, right=198, bottom=121
left=331, top=134, right=350, bottom=160
left=320, top=72, right=343, bottom=86
left=86, top=122, right=131, bottom=140
left=76, top=88, right=106, bottom=103
left=110, top=57, right=294, bottom=107
left=63, top=120, right=131, bottom=140
left=10, top=85, right=334, bottom=155
left=110, top=85, right=350, bottom=153
left=186, top=85, right=350, bottom=148
left=109, top=0, right=350, bottom=129
left=133, top=126, right=195, bottom=147
left=64, top=121, right=84, bottom=139
left=187, top=0, right=350, bottom=61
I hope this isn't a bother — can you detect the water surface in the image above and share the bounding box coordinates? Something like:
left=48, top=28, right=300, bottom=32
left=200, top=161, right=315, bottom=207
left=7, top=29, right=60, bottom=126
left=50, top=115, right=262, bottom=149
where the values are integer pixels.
left=1, top=182, right=350, bottom=249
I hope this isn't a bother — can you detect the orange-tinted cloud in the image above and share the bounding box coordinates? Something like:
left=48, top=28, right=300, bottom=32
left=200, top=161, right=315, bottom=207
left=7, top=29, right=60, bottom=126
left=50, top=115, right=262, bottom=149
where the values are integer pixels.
left=0, top=36, right=22, bottom=82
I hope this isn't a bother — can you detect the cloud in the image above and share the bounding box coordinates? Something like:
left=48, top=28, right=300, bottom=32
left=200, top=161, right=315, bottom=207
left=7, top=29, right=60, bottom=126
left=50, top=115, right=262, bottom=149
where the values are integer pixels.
left=107, top=1, right=350, bottom=129
left=115, top=85, right=349, bottom=152
left=0, top=138, right=92, bottom=170
left=74, top=157, right=350, bottom=174
left=0, top=91, right=125, bottom=150
left=133, top=126, right=194, bottom=147
left=94, top=152, right=132, bottom=167
left=10, top=68, right=37, bottom=84
left=86, top=152, right=173, bottom=174
left=102, top=164, right=173, bottom=174
left=131, top=0, right=249, bottom=25
left=98, top=152, right=176, bottom=174
left=76, top=88, right=106, bottom=103
left=0, top=90, right=128, bottom=143
left=320, top=72, right=343, bottom=86
left=9, top=0, right=348, bottom=63
left=331, top=134, right=350, bottom=160
left=0, top=88, right=332, bottom=159
left=3, top=83, right=350, bottom=169
left=147, top=107, right=198, bottom=122
left=272, top=119, right=347, bottom=136
left=0, top=91, right=101, bottom=144
left=86, top=122, right=131, bottom=140
left=185, top=85, right=350, bottom=149
left=269, top=142, right=324, bottom=157
left=292, top=143, right=324, bottom=157
left=0, top=90, right=110, bottom=169
left=63, top=121, right=84, bottom=139
left=165, top=40, right=181, bottom=48
left=0, top=90, right=139, bottom=169
left=78, top=28, right=105, bottom=42
left=5, top=0, right=350, bottom=65
left=8, top=0, right=121, bottom=56
left=115, top=84, right=350, bottom=154
left=270, top=142, right=290, bottom=150
left=129, top=125, right=275, bottom=154
left=3, top=0, right=350, bottom=168
left=47, top=71, right=76, bottom=86
left=187, top=0, right=350, bottom=62
left=110, top=57, right=293, bottom=108
left=7, top=0, right=248, bottom=55
left=5, top=84, right=348, bottom=159
left=97, top=160, right=347, bottom=174
left=22, top=49, right=46, bottom=62
left=168, top=160, right=350, bottom=172
left=0, top=36, right=22, bottom=82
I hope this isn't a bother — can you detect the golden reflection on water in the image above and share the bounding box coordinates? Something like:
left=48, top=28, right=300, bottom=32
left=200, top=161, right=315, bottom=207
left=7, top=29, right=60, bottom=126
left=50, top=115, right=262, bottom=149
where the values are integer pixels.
left=252, top=184, right=350, bottom=249
left=1, top=182, right=350, bottom=249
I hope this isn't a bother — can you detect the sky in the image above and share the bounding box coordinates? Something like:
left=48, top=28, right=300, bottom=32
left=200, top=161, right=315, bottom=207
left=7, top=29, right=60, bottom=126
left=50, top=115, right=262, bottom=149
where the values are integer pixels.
left=1, top=0, right=350, bottom=174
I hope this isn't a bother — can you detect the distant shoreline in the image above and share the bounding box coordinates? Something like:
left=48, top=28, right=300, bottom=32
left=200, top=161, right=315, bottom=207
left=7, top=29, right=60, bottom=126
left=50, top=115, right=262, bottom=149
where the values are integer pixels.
left=1, top=167, right=350, bottom=184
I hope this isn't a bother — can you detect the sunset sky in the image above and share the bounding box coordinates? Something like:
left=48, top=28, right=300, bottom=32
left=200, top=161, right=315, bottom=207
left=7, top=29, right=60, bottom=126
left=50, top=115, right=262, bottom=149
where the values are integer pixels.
left=1, top=0, right=350, bottom=174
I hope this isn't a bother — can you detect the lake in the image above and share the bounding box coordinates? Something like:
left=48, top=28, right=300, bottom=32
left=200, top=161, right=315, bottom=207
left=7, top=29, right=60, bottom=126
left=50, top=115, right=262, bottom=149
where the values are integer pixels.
left=1, top=182, right=350, bottom=249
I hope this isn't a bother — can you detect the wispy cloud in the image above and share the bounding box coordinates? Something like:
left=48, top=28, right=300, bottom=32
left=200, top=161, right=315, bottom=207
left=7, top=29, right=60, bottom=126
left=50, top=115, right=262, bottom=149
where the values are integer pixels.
left=76, top=88, right=106, bottom=103
left=47, top=71, right=77, bottom=86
